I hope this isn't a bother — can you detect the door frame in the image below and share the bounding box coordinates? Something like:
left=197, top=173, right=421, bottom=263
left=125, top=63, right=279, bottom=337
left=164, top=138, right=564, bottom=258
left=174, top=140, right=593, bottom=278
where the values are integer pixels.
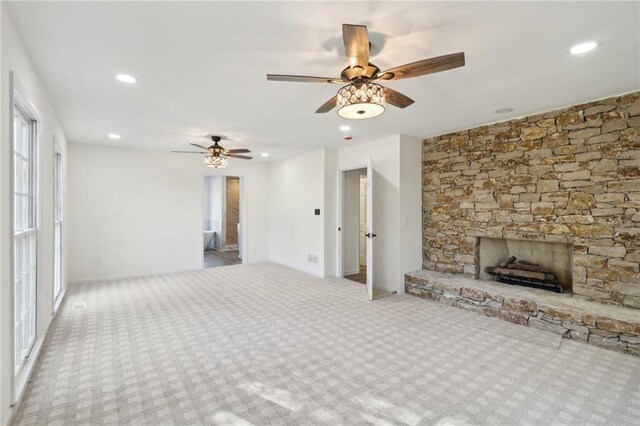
left=202, top=174, right=248, bottom=265
left=336, top=164, right=368, bottom=278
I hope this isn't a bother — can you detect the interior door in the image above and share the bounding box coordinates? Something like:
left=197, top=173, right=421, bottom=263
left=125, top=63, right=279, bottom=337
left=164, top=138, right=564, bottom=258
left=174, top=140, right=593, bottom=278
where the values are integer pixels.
left=359, top=174, right=367, bottom=266
left=366, top=158, right=374, bottom=300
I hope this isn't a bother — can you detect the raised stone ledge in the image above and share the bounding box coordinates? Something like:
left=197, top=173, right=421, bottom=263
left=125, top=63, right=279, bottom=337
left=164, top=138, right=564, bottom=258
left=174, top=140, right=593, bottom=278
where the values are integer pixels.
left=406, top=269, right=640, bottom=356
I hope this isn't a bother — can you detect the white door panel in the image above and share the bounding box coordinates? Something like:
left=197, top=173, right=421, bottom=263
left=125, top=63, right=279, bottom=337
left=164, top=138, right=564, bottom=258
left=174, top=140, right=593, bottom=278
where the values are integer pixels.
left=366, top=158, right=374, bottom=301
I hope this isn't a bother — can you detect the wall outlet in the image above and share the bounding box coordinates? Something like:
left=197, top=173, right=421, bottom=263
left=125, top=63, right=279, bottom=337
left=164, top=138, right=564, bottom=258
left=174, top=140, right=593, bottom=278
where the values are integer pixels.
left=308, top=254, right=319, bottom=264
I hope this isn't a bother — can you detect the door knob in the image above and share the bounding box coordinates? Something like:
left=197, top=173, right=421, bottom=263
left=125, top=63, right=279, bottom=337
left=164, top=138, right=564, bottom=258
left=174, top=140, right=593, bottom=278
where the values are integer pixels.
left=365, top=233, right=377, bottom=238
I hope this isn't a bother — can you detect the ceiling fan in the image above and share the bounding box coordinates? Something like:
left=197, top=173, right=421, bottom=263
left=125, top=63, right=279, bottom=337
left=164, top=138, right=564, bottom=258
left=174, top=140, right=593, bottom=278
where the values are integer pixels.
left=172, top=136, right=252, bottom=168
left=267, top=24, right=465, bottom=119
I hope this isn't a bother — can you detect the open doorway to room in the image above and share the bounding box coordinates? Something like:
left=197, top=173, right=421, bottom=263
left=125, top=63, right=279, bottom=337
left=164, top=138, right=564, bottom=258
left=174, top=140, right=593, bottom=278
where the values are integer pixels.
left=342, top=168, right=368, bottom=284
left=203, top=176, right=243, bottom=268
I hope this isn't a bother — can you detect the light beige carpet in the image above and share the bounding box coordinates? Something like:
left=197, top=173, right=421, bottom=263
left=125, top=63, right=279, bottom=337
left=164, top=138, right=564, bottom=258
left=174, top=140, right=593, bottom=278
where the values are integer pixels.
left=13, top=263, right=640, bottom=425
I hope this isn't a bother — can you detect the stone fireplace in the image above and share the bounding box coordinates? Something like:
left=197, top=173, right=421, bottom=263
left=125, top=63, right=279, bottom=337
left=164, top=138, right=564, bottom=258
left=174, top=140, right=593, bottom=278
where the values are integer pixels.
left=406, top=91, right=640, bottom=356
left=478, top=238, right=573, bottom=292
left=421, top=91, right=640, bottom=309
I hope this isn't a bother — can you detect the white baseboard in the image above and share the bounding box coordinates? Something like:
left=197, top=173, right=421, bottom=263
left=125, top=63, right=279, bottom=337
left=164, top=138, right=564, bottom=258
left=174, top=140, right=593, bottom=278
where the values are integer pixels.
left=68, top=266, right=203, bottom=285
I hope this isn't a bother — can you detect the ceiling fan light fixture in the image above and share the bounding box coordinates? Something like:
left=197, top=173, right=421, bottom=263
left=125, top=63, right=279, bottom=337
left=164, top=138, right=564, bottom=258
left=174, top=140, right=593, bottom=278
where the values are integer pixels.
left=204, top=155, right=228, bottom=168
left=337, top=82, right=385, bottom=120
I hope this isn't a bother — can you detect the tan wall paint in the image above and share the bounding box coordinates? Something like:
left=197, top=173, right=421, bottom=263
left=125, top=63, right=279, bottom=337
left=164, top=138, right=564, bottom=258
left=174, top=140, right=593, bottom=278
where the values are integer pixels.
left=225, top=177, right=240, bottom=247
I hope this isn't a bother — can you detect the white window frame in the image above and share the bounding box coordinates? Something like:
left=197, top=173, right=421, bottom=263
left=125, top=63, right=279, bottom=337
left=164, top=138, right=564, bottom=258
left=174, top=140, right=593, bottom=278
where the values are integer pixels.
left=10, top=74, right=40, bottom=379
left=53, top=143, right=63, bottom=307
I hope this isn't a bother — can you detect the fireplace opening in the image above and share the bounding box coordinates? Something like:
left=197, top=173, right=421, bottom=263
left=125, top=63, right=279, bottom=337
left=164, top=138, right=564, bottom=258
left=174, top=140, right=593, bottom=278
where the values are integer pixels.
left=485, top=256, right=565, bottom=293
left=478, top=238, right=572, bottom=294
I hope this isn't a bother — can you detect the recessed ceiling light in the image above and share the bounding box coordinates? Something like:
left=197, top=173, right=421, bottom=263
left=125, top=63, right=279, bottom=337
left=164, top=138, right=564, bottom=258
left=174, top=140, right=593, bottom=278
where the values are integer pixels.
left=261, top=153, right=269, bottom=157
left=494, top=108, right=514, bottom=114
left=569, top=41, right=598, bottom=55
left=339, top=125, right=351, bottom=132
left=108, top=133, right=121, bottom=139
left=115, top=74, right=137, bottom=84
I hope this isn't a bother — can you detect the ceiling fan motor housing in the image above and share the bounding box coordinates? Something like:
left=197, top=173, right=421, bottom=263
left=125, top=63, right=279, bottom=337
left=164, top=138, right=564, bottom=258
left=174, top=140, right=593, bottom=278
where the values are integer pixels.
left=340, top=63, right=381, bottom=82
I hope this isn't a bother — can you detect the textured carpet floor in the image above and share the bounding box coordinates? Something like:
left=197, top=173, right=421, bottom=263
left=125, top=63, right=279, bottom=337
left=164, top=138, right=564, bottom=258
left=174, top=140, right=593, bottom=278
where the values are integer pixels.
left=13, top=263, right=640, bottom=425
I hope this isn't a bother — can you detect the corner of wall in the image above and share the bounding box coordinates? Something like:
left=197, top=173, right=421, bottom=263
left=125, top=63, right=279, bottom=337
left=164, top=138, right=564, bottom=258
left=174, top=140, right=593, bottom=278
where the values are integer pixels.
left=323, top=148, right=338, bottom=278
left=1, top=8, right=70, bottom=425
left=397, top=135, right=424, bottom=293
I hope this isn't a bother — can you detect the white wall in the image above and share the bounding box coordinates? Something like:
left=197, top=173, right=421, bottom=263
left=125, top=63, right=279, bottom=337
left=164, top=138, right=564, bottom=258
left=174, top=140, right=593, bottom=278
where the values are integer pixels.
left=67, top=146, right=271, bottom=282
left=67, top=144, right=203, bottom=281
left=1, top=8, right=68, bottom=425
left=267, top=135, right=422, bottom=291
left=323, top=149, right=337, bottom=278
left=398, top=135, right=424, bottom=292
left=268, top=148, right=329, bottom=277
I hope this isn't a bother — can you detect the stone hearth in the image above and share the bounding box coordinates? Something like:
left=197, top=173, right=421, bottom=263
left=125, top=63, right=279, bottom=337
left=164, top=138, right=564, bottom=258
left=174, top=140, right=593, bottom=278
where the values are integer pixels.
left=405, top=270, right=640, bottom=356
left=422, top=92, right=640, bottom=309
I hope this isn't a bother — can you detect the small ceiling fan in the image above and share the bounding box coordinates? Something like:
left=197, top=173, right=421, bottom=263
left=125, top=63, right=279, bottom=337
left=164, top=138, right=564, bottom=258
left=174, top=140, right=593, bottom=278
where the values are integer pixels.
left=267, top=24, right=465, bottom=119
left=172, top=136, right=252, bottom=168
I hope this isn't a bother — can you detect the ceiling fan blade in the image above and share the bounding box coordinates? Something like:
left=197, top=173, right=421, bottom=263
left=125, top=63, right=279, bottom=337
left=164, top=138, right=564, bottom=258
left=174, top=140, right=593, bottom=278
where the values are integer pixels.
left=267, top=74, right=343, bottom=84
left=384, top=88, right=415, bottom=109
left=343, top=24, right=370, bottom=71
left=376, top=52, right=465, bottom=81
left=190, top=143, right=210, bottom=150
left=315, top=95, right=338, bottom=113
left=227, top=154, right=253, bottom=160
left=227, top=148, right=251, bottom=154
left=172, top=150, right=206, bottom=154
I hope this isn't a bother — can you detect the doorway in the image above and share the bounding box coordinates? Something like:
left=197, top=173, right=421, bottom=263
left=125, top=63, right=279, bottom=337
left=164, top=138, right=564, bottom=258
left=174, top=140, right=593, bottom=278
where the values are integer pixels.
left=339, top=159, right=375, bottom=300
left=203, top=176, right=243, bottom=268
left=343, top=168, right=368, bottom=284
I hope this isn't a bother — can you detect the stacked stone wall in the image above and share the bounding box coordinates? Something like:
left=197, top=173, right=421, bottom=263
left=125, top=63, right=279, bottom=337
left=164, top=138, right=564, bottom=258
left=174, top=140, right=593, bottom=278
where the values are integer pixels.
left=422, top=92, right=640, bottom=309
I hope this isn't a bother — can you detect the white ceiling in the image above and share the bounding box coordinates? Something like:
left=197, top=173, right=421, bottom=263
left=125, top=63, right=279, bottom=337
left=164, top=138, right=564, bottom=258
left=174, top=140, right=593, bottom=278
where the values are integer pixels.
left=6, top=1, right=639, bottom=161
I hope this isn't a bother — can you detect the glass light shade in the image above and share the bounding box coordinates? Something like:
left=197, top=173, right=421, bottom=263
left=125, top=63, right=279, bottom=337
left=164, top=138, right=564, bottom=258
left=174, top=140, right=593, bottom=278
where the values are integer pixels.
left=337, top=82, right=385, bottom=120
left=204, top=155, right=228, bottom=168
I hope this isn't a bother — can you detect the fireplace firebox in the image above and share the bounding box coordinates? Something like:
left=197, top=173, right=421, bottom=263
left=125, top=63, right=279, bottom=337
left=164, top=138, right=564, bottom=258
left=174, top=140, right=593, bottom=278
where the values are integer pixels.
left=478, top=238, right=572, bottom=294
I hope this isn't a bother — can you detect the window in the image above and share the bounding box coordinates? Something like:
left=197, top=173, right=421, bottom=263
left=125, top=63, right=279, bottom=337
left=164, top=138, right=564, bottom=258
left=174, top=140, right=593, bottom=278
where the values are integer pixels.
left=13, top=103, right=37, bottom=374
left=54, top=150, right=62, bottom=302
